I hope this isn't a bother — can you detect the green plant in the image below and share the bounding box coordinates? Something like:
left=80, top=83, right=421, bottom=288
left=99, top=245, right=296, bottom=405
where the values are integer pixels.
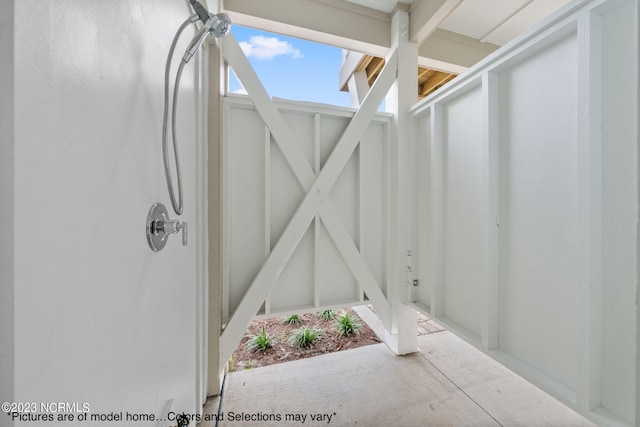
left=335, top=312, right=362, bottom=338
left=244, top=326, right=274, bottom=353
left=282, top=314, right=302, bottom=325
left=316, top=309, right=336, bottom=321
left=287, top=325, right=322, bottom=348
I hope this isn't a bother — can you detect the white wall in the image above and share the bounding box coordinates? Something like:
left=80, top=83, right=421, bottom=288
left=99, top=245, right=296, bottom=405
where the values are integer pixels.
left=411, top=0, right=638, bottom=425
left=441, top=86, right=484, bottom=337
left=0, top=0, right=16, bottom=414
left=498, top=29, right=580, bottom=392
left=2, top=0, right=211, bottom=423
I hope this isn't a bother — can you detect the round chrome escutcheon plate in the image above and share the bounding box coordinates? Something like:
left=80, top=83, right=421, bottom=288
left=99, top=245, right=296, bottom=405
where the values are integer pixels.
left=146, top=203, right=169, bottom=252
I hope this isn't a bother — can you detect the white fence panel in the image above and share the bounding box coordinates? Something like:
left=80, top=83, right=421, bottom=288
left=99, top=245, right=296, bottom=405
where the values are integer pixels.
left=442, top=86, right=485, bottom=338
left=410, top=0, right=638, bottom=425
left=498, top=30, right=580, bottom=393
left=224, top=97, right=392, bottom=318
left=226, top=106, right=266, bottom=315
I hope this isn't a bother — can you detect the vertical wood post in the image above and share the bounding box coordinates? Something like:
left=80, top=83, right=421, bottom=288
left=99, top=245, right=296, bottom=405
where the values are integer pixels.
left=576, top=12, right=602, bottom=411
left=430, top=104, right=444, bottom=319
left=384, top=5, right=418, bottom=355
left=207, top=40, right=224, bottom=396
left=481, top=72, right=499, bottom=350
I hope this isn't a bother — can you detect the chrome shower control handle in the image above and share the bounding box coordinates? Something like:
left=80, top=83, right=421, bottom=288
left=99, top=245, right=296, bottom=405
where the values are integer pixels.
left=158, top=219, right=187, bottom=246
left=146, top=203, right=187, bottom=251
left=175, top=220, right=187, bottom=245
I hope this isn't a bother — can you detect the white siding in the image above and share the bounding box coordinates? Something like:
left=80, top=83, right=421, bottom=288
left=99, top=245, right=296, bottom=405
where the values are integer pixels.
left=4, top=0, right=211, bottom=420
left=412, top=0, right=638, bottom=424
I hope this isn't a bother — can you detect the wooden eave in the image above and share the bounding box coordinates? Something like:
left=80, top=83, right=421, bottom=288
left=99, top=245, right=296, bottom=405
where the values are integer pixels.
left=341, top=54, right=457, bottom=100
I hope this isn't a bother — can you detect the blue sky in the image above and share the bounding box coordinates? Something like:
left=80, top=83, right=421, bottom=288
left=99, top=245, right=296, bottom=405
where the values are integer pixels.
left=228, top=25, right=353, bottom=108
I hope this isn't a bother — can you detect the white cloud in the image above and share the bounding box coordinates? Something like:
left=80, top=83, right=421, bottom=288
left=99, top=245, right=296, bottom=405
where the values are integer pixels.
left=231, top=87, right=248, bottom=95
left=239, top=35, right=302, bottom=60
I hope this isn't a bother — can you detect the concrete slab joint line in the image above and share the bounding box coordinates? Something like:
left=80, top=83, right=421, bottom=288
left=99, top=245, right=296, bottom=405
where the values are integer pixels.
left=219, top=33, right=399, bottom=366
left=205, top=332, right=595, bottom=427
left=417, top=348, right=505, bottom=427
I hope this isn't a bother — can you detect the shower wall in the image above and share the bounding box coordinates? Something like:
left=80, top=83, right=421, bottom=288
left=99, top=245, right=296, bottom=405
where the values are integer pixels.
left=0, top=0, right=213, bottom=422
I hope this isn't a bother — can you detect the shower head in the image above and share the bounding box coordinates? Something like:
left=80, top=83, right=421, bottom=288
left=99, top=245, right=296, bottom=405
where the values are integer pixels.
left=207, top=12, right=232, bottom=38
left=182, top=12, right=232, bottom=63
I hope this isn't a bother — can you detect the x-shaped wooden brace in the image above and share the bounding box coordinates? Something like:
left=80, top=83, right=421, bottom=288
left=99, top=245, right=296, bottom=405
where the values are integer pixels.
left=219, top=33, right=397, bottom=363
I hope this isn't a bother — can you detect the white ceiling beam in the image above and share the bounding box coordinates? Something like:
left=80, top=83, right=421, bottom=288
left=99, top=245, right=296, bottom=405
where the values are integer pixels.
left=418, top=29, right=499, bottom=72
left=224, top=0, right=391, bottom=57
left=478, top=0, right=534, bottom=42
left=224, top=0, right=500, bottom=80
left=409, top=0, right=463, bottom=44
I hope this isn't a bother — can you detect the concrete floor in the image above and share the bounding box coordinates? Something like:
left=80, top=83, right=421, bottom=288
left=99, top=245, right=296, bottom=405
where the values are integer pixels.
left=199, top=311, right=595, bottom=427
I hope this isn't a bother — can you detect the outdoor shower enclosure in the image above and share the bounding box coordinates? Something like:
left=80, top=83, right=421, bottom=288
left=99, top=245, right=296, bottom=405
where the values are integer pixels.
left=215, top=0, right=638, bottom=425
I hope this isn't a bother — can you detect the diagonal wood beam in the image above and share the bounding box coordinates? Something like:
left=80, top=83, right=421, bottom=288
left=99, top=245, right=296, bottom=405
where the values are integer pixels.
left=222, top=33, right=313, bottom=189
left=221, top=34, right=389, bottom=307
left=409, top=0, right=463, bottom=44
left=219, top=34, right=397, bottom=364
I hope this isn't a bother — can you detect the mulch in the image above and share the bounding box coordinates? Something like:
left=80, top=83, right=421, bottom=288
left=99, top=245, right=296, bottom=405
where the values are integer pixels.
left=229, top=308, right=381, bottom=372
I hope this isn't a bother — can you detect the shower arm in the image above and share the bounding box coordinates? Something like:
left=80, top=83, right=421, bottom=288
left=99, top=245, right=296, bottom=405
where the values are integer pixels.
left=189, top=0, right=211, bottom=24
